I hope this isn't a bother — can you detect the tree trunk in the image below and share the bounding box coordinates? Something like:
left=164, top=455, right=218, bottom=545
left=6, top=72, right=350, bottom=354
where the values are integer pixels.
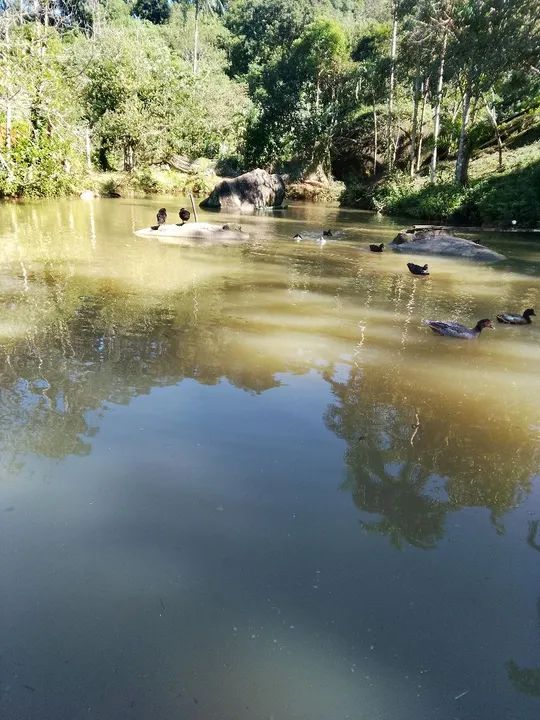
left=6, top=101, right=12, bottom=151
left=124, top=143, right=134, bottom=172
left=484, top=93, right=503, bottom=170
left=416, top=78, right=429, bottom=172
left=98, top=144, right=109, bottom=171
left=430, top=28, right=448, bottom=183
left=4, top=18, right=12, bottom=152
left=85, top=127, right=92, bottom=170
left=193, top=0, right=200, bottom=75
left=387, top=0, right=398, bottom=172
left=409, top=76, right=420, bottom=178
left=373, top=95, right=378, bottom=176
left=455, top=85, right=472, bottom=185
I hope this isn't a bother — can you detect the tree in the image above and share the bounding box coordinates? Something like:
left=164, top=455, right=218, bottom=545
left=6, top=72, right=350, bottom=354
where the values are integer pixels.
left=242, top=16, right=349, bottom=175
left=132, top=0, right=171, bottom=24
left=449, top=0, right=540, bottom=185
left=352, top=22, right=391, bottom=176
left=226, top=0, right=316, bottom=80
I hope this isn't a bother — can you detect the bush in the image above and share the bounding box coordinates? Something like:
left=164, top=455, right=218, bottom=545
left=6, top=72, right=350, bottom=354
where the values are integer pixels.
left=0, top=125, right=82, bottom=198
left=132, top=168, right=164, bottom=194
left=341, top=161, right=540, bottom=227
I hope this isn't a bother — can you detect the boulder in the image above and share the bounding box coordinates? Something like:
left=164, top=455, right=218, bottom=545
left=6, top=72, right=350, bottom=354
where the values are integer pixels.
left=200, top=168, right=286, bottom=212
left=391, top=229, right=505, bottom=261
left=80, top=189, right=96, bottom=200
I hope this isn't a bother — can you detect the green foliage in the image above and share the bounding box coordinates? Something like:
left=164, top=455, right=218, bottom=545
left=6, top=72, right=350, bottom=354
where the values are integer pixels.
left=226, top=0, right=317, bottom=79
left=242, top=15, right=351, bottom=174
left=132, top=167, right=165, bottom=193
left=349, top=157, right=540, bottom=227
left=132, top=0, right=171, bottom=24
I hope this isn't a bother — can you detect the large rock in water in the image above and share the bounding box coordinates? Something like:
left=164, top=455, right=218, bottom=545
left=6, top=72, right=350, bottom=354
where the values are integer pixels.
left=200, top=168, right=286, bottom=212
left=391, top=229, right=505, bottom=261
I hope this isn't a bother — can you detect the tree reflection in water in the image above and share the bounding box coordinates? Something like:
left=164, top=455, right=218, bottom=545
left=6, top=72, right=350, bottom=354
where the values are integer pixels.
left=506, top=598, right=540, bottom=697
left=0, top=264, right=281, bottom=473
left=0, top=213, right=539, bottom=554
left=323, top=361, right=539, bottom=550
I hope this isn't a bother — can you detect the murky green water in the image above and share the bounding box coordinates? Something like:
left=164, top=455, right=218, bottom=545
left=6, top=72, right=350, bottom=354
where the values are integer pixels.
left=0, top=197, right=539, bottom=720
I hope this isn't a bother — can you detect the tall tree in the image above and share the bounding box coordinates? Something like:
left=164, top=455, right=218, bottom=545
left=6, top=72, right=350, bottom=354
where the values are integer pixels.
left=450, top=0, right=540, bottom=185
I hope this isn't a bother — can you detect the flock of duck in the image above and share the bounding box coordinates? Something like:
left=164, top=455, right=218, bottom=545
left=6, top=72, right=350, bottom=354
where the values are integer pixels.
left=152, top=206, right=190, bottom=230
left=291, top=229, right=536, bottom=340
left=151, top=207, right=535, bottom=341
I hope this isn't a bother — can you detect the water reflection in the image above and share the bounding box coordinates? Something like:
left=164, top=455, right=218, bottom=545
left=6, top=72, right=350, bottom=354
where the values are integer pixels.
left=324, top=361, right=539, bottom=548
left=507, top=598, right=540, bottom=697
left=1, top=228, right=538, bottom=548
left=1, top=198, right=540, bottom=720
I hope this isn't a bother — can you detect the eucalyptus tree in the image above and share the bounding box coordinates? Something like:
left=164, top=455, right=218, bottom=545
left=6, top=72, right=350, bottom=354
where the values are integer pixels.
left=449, top=0, right=540, bottom=185
left=400, top=0, right=456, bottom=181
left=191, top=0, right=226, bottom=75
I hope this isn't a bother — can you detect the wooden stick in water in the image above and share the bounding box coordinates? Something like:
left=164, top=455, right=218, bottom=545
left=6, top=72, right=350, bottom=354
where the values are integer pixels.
left=189, top=192, right=199, bottom=223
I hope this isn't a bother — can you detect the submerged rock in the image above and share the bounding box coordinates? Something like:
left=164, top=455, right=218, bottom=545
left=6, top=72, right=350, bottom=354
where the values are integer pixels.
left=134, top=221, right=249, bottom=245
left=200, top=168, right=286, bottom=212
left=391, top=229, right=505, bottom=261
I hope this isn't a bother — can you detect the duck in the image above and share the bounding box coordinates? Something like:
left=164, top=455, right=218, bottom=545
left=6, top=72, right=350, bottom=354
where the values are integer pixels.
left=293, top=233, right=303, bottom=242
left=151, top=207, right=167, bottom=230
left=369, top=243, right=384, bottom=252
left=496, top=308, right=535, bottom=324
left=407, top=262, right=429, bottom=276
left=178, top=207, right=190, bottom=225
left=425, top=318, right=493, bottom=339
left=322, top=229, right=333, bottom=237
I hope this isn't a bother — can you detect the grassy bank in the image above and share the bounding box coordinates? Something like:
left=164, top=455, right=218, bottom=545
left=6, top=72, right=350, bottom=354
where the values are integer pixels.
left=341, top=142, right=540, bottom=228
left=84, top=166, right=218, bottom=199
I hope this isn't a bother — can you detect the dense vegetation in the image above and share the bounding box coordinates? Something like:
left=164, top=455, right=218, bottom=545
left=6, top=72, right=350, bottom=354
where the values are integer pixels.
left=0, top=0, right=539, bottom=224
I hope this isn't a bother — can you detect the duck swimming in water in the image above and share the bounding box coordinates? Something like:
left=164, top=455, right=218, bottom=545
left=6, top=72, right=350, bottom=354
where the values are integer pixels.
left=407, top=262, right=429, bottom=276
left=151, top=207, right=167, bottom=230
left=496, top=308, right=535, bottom=324
left=425, top=318, right=493, bottom=339
left=178, top=207, right=190, bottom=225
left=369, top=243, right=384, bottom=252
left=322, top=229, right=333, bottom=237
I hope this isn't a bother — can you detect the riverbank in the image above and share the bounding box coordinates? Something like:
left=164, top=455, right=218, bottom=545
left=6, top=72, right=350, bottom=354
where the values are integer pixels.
left=84, top=166, right=218, bottom=199
left=341, top=141, right=540, bottom=228
left=2, top=140, right=539, bottom=233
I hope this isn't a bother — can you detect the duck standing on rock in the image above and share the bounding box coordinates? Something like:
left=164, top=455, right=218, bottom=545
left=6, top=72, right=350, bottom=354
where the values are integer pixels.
left=497, top=308, right=535, bottom=324
left=178, top=207, right=190, bottom=225
left=152, top=207, right=167, bottom=231
left=369, top=243, right=384, bottom=252
left=425, top=318, right=493, bottom=338
left=407, top=262, right=429, bottom=276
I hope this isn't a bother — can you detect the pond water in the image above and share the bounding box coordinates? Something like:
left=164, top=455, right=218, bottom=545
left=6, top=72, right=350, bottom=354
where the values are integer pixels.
left=0, top=197, right=539, bottom=720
